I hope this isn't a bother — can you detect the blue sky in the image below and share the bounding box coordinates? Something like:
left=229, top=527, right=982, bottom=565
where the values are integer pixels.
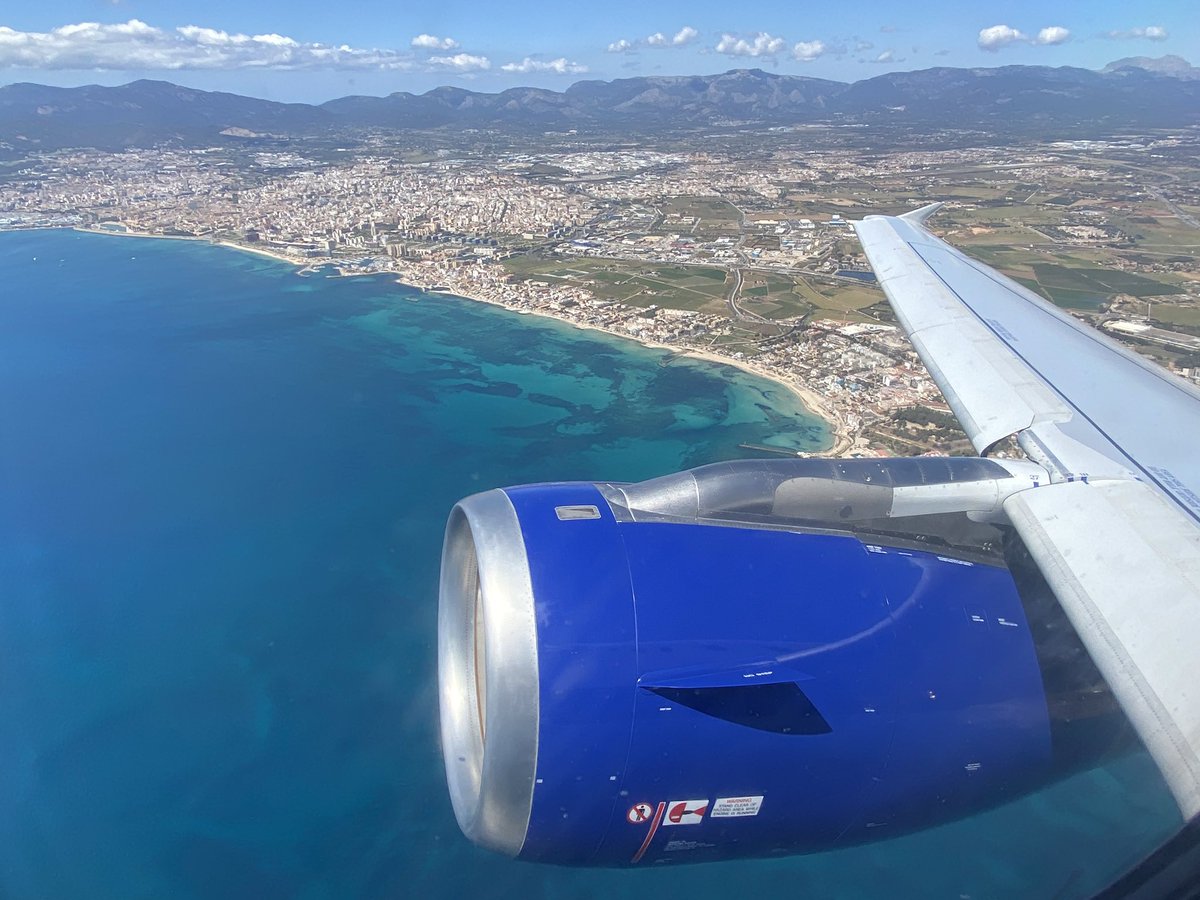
left=0, top=1, right=1194, bottom=102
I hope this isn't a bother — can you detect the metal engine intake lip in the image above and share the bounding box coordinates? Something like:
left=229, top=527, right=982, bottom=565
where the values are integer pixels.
left=438, top=489, right=540, bottom=857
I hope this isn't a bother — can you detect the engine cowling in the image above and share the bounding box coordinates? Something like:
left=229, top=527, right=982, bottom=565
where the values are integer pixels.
left=438, top=457, right=1120, bottom=866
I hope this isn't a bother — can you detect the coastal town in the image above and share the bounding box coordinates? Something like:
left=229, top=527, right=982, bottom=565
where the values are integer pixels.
left=3, top=133, right=1198, bottom=455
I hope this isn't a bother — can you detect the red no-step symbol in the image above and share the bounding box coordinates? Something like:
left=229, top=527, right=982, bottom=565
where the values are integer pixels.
left=626, top=802, right=654, bottom=825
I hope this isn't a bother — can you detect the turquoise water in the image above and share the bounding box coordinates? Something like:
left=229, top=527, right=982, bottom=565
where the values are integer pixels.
left=0, top=229, right=1180, bottom=898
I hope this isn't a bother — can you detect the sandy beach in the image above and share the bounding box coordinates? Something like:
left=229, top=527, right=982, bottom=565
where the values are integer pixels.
left=214, top=239, right=310, bottom=266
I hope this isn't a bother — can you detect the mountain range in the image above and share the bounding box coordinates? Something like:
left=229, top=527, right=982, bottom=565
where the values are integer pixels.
left=2, top=57, right=1198, bottom=150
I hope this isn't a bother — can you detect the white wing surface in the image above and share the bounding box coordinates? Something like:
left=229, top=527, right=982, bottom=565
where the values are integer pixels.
left=854, top=206, right=1200, bottom=818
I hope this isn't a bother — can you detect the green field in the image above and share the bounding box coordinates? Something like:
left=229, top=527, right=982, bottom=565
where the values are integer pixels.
left=502, top=254, right=898, bottom=322
left=1151, top=305, right=1200, bottom=327
left=773, top=151, right=1199, bottom=327
left=502, top=255, right=730, bottom=312
left=1032, top=264, right=1180, bottom=298
left=664, top=196, right=740, bottom=219
left=948, top=238, right=1187, bottom=310
left=732, top=268, right=886, bottom=324
left=742, top=272, right=801, bottom=298
left=740, top=294, right=815, bottom=320
left=659, top=196, right=741, bottom=237
left=808, top=284, right=886, bottom=322
left=1016, top=279, right=1105, bottom=310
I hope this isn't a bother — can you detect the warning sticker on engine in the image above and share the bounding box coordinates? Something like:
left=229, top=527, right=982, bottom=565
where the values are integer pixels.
left=663, top=800, right=708, bottom=825
left=711, top=796, right=764, bottom=818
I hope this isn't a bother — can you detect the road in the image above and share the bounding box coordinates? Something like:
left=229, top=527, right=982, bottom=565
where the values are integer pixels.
left=1151, top=188, right=1200, bottom=231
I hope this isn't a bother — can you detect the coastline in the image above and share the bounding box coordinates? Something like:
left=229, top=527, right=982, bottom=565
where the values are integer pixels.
left=60, top=225, right=307, bottom=267
left=74, top=226, right=210, bottom=243
left=59, top=225, right=849, bottom=454
left=422, top=285, right=850, bottom=456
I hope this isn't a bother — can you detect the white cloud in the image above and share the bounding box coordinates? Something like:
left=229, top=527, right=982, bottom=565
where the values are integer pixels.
left=715, top=32, right=787, bottom=58
left=979, top=23, right=1073, bottom=51
left=612, top=25, right=698, bottom=52
left=175, top=25, right=287, bottom=46
left=1107, top=26, right=1169, bottom=41
left=1035, top=26, right=1070, bottom=46
left=411, top=34, right=458, bottom=51
left=500, top=56, right=588, bottom=74
left=978, top=24, right=1027, bottom=51
left=0, top=19, right=421, bottom=70
left=873, top=50, right=894, bottom=63
left=428, top=53, right=490, bottom=71
left=59, top=19, right=157, bottom=38
left=672, top=26, right=699, bottom=46
left=792, top=40, right=826, bottom=62
left=854, top=40, right=874, bottom=52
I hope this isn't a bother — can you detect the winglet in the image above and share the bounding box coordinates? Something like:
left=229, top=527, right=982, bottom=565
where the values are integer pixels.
left=899, top=201, right=944, bottom=225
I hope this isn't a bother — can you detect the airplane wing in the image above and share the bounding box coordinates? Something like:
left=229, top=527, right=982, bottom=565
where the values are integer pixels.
left=854, top=204, right=1200, bottom=819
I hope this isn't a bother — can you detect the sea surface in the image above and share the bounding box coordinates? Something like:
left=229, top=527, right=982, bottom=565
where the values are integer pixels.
left=0, top=229, right=1181, bottom=899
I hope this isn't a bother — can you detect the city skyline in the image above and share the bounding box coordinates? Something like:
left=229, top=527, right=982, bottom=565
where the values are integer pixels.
left=0, top=1, right=1193, bottom=102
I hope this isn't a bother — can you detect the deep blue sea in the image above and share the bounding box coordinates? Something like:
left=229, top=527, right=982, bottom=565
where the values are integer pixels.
left=0, top=229, right=1181, bottom=899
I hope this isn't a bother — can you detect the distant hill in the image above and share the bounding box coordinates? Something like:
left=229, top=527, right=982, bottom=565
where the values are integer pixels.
left=560, top=69, right=845, bottom=123
left=0, top=80, right=330, bottom=150
left=833, top=64, right=1200, bottom=127
left=2, top=63, right=1198, bottom=150
left=1102, top=54, right=1200, bottom=80
left=320, top=70, right=846, bottom=130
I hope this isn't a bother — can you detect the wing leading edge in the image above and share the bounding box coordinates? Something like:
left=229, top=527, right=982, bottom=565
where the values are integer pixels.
left=854, top=208, right=1200, bottom=819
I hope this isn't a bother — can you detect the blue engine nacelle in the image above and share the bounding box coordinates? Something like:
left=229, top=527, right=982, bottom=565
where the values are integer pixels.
left=438, top=458, right=1120, bottom=866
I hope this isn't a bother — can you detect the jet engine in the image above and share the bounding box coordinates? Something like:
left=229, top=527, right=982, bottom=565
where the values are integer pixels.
left=438, top=457, right=1127, bottom=866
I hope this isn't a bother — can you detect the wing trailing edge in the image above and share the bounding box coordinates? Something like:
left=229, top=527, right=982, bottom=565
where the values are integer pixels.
left=855, top=204, right=1200, bottom=819
left=1006, top=480, right=1200, bottom=818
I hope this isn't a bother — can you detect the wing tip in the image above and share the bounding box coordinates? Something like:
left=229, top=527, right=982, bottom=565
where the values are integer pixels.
left=899, top=201, right=944, bottom=225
